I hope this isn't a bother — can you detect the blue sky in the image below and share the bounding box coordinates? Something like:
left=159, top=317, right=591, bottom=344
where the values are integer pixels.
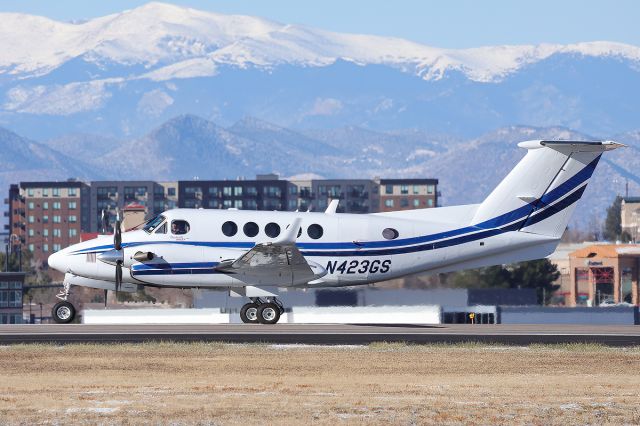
left=2, top=0, right=639, bottom=48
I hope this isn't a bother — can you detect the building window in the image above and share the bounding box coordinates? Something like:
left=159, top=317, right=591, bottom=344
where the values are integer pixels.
left=223, top=186, right=233, bottom=196
left=68, top=188, right=77, bottom=196
left=53, top=215, right=61, bottom=223
left=413, top=199, right=420, bottom=207
left=246, top=200, right=257, bottom=209
left=413, top=185, right=420, bottom=194
left=69, top=215, right=77, bottom=223
left=223, top=200, right=232, bottom=208
left=427, top=185, right=435, bottom=194
left=234, top=186, right=243, bottom=196
left=28, top=244, right=34, bottom=252
left=52, top=188, right=60, bottom=197
left=28, top=229, right=34, bottom=237
left=43, top=188, right=49, bottom=197
left=53, top=244, right=61, bottom=252
left=384, top=199, right=394, bottom=208
left=43, top=244, right=49, bottom=253
left=43, top=202, right=49, bottom=209
left=43, top=215, right=49, bottom=224
left=264, top=186, right=282, bottom=197
left=43, top=229, right=49, bottom=237
left=69, top=201, right=77, bottom=209
left=428, top=199, right=434, bottom=207
left=208, top=199, right=219, bottom=209
left=400, top=198, right=409, bottom=208
left=53, top=229, right=61, bottom=237
left=385, top=185, right=393, bottom=195
left=27, top=188, right=34, bottom=197
left=168, top=187, right=176, bottom=196
left=246, top=186, right=257, bottom=196
left=400, top=185, right=409, bottom=195
left=28, top=201, right=34, bottom=209
left=233, top=200, right=242, bottom=209
left=53, top=202, right=61, bottom=210
left=28, top=215, right=34, bottom=223
left=69, top=229, right=77, bottom=237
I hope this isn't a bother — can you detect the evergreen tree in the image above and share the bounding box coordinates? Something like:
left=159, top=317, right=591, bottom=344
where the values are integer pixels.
left=602, top=196, right=629, bottom=242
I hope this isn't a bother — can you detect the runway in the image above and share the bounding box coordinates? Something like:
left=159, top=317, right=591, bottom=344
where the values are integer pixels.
left=1, top=324, right=640, bottom=345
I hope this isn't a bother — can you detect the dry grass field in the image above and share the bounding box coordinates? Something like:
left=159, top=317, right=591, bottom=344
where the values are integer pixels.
left=1, top=342, right=640, bottom=425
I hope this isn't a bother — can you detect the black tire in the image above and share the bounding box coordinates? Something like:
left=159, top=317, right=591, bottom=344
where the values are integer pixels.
left=240, top=303, right=259, bottom=324
left=257, top=302, right=281, bottom=325
left=52, top=301, right=76, bottom=324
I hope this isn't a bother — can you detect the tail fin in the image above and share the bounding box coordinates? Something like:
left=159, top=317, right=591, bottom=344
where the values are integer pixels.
left=471, top=140, right=624, bottom=239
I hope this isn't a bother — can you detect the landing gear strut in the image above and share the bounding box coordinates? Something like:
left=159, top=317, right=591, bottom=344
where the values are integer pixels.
left=52, top=282, right=77, bottom=324
left=240, top=297, right=284, bottom=324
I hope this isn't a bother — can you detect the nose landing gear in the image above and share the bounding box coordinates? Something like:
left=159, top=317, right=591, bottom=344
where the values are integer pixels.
left=52, top=282, right=77, bottom=324
left=240, top=298, right=284, bottom=324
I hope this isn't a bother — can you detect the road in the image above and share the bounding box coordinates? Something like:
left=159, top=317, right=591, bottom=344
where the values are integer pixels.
left=1, top=323, right=639, bottom=345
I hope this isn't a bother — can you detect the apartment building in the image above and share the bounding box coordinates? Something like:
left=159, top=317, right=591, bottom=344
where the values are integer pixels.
left=5, top=181, right=90, bottom=264
left=178, top=174, right=290, bottom=211
left=89, top=181, right=166, bottom=232
left=377, top=178, right=438, bottom=212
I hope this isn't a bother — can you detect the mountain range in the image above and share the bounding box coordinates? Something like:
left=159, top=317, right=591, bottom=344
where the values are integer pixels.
left=0, top=2, right=639, bottom=233
left=1, top=114, right=638, bottom=233
left=0, top=2, right=639, bottom=140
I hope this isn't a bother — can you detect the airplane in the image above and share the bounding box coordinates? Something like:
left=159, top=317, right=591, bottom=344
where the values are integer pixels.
left=47, top=140, right=623, bottom=324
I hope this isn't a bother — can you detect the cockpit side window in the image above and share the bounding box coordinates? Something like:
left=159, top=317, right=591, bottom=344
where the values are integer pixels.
left=155, top=222, right=167, bottom=234
left=143, top=215, right=166, bottom=234
left=171, top=220, right=190, bottom=235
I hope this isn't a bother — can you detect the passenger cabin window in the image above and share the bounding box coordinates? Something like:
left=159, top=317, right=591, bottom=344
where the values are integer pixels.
left=243, top=222, right=259, bottom=237
left=143, top=215, right=165, bottom=234
left=307, top=224, right=323, bottom=239
left=171, top=220, right=190, bottom=235
left=222, top=221, right=238, bottom=237
left=265, top=222, right=281, bottom=238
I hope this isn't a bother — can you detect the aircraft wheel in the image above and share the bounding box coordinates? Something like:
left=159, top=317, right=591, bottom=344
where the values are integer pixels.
left=52, top=301, right=76, bottom=324
left=240, top=302, right=259, bottom=324
left=257, top=302, right=281, bottom=325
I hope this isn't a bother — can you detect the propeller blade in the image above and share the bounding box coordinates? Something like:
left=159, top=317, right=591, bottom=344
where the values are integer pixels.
left=114, top=220, right=122, bottom=251
left=115, top=262, right=122, bottom=294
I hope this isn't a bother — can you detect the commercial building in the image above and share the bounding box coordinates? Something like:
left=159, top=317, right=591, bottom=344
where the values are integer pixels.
left=567, top=244, right=640, bottom=306
left=0, top=272, right=25, bottom=324
left=621, top=197, right=640, bottom=242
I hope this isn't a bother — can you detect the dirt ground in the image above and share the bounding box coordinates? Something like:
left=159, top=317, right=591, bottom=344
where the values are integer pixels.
left=1, top=342, right=639, bottom=425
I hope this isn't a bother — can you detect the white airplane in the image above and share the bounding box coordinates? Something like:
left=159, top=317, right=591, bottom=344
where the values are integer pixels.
left=48, top=140, right=622, bottom=324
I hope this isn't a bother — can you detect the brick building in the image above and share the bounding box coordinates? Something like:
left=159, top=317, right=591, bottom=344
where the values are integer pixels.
left=6, top=181, right=89, bottom=264
left=377, top=178, right=438, bottom=212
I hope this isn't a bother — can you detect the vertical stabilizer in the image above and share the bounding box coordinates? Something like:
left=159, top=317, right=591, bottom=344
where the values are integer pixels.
left=472, top=140, right=623, bottom=239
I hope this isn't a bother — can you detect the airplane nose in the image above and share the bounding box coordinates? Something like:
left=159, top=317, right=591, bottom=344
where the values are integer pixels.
left=47, top=250, right=66, bottom=273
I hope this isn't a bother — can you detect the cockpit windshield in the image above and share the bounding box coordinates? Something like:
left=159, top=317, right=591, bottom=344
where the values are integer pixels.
left=143, top=215, right=166, bottom=234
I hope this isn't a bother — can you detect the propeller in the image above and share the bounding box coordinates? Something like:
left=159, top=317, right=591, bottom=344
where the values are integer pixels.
left=97, top=209, right=124, bottom=294
left=114, top=209, right=122, bottom=293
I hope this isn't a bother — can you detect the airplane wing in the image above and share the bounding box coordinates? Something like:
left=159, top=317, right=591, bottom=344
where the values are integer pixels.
left=214, top=218, right=325, bottom=286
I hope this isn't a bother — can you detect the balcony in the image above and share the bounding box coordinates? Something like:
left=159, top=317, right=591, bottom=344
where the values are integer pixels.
left=299, top=189, right=314, bottom=199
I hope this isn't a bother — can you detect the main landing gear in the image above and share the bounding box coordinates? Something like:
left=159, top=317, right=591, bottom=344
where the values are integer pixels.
left=52, top=282, right=77, bottom=324
left=240, top=298, right=284, bottom=325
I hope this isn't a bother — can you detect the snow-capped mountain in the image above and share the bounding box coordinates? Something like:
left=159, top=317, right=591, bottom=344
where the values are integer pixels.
left=1, top=2, right=639, bottom=139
